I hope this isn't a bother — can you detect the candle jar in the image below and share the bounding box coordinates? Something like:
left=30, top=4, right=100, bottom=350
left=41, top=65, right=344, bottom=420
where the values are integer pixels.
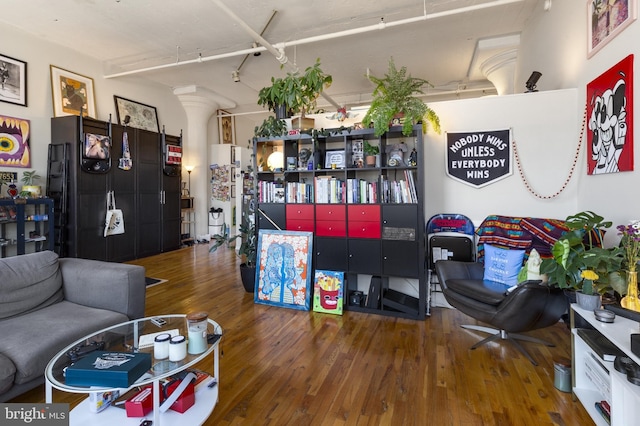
left=187, top=312, right=208, bottom=354
left=153, top=333, right=171, bottom=360
left=169, top=335, right=187, bottom=362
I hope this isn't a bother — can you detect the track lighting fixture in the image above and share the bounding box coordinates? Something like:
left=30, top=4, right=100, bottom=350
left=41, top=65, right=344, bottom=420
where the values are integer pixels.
left=525, top=71, right=542, bottom=93
left=252, top=42, right=261, bottom=57
left=232, top=70, right=240, bottom=83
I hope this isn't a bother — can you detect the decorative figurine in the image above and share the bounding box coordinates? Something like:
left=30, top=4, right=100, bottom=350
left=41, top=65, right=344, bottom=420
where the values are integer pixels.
left=385, top=142, right=408, bottom=167
left=409, top=148, right=418, bottom=166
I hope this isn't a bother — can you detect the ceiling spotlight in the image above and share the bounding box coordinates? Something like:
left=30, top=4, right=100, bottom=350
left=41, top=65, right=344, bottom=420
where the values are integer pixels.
left=525, top=71, right=542, bottom=93
left=232, top=70, right=240, bottom=83
left=252, top=42, right=261, bottom=57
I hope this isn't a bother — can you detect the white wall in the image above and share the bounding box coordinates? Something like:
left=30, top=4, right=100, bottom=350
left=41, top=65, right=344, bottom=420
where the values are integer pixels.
left=0, top=24, right=187, bottom=190
left=517, top=0, right=640, bottom=246
left=424, top=89, right=579, bottom=227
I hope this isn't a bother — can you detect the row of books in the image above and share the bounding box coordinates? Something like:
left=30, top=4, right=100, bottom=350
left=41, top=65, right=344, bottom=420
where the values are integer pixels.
left=379, top=170, right=418, bottom=204
left=258, top=173, right=419, bottom=204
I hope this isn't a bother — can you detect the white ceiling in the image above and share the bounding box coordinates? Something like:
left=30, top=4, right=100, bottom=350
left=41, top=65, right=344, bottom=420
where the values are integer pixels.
left=2, top=0, right=540, bottom=117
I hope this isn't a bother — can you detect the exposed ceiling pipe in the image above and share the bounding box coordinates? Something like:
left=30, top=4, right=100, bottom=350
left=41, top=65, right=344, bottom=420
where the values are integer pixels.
left=105, top=0, right=525, bottom=107
left=106, top=0, right=523, bottom=79
left=235, top=10, right=278, bottom=75
left=210, top=0, right=289, bottom=66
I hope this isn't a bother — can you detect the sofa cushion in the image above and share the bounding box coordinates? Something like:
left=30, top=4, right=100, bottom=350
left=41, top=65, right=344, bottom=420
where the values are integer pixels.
left=482, top=244, right=525, bottom=286
left=0, top=353, right=16, bottom=395
left=0, top=251, right=64, bottom=320
left=0, top=301, right=128, bottom=385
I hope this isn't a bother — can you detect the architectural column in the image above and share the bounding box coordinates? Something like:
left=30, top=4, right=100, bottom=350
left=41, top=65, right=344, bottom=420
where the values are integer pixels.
left=479, top=48, right=518, bottom=96
left=173, top=85, right=234, bottom=237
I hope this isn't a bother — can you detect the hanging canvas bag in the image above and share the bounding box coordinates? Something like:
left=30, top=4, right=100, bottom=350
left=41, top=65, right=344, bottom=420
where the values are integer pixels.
left=104, top=190, right=125, bottom=237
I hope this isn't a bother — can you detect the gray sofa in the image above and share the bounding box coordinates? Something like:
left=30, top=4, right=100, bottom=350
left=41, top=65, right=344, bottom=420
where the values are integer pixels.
left=0, top=250, right=146, bottom=402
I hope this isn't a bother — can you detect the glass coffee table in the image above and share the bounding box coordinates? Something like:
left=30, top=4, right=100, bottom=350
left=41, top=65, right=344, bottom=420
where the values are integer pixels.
left=45, top=314, right=222, bottom=426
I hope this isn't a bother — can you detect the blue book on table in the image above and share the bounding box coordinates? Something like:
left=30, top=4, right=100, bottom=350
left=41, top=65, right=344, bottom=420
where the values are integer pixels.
left=65, top=351, right=151, bottom=388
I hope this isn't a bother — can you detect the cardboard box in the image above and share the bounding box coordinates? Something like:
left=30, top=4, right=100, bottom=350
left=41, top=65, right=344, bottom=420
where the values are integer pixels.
left=65, top=351, right=151, bottom=388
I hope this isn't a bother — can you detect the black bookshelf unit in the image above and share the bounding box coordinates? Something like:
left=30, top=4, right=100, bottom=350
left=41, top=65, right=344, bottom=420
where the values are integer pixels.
left=255, top=125, right=426, bottom=320
left=0, top=198, right=54, bottom=257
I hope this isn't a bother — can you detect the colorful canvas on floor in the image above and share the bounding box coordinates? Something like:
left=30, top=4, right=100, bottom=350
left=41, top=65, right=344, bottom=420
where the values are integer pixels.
left=312, top=270, right=344, bottom=315
left=255, top=230, right=313, bottom=311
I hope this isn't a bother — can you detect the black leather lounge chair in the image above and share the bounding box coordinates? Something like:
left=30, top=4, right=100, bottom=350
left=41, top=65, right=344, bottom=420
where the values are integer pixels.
left=434, top=260, right=566, bottom=365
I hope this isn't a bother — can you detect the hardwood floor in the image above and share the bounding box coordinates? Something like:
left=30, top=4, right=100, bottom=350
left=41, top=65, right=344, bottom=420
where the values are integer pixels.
left=15, top=244, right=593, bottom=425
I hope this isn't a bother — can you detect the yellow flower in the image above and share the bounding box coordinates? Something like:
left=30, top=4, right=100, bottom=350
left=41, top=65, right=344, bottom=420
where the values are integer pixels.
left=581, top=270, right=599, bottom=281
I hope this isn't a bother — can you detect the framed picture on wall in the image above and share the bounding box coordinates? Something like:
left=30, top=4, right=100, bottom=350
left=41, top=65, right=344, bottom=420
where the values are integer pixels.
left=219, top=110, right=235, bottom=144
left=114, top=95, right=160, bottom=132
left=50, top=65, right=96, bottom=117
left=586, top=54, right=634, bottom=174
left=587, top=0, right=637, bottom=58
left=0, top=53, right=27, bottom=107
left=0, top=115, right=30, bottom=168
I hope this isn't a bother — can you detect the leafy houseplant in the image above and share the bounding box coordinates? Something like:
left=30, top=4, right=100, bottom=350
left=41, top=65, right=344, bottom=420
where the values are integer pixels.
left=540, top=211, right=626, bottom=297
left=20, top=170, right=42, bottom=197
left=209, top=220, right=257, bottom=292
left=363, top=140, right=379, bottom=166
left=254, top=116, right=288, bottom=139
left=257, top=58, right=332, bottom=119
left=362, top=58, right=441, bottom=137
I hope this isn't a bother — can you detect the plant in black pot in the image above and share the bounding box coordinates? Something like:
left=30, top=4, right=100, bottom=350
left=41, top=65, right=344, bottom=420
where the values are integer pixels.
left=209, top=219, right=257, bottom=293
left=363, top=140, right=379, bottom=167
left=257, top=58, right=332, bottom=134
left=540, top=211, right=626, bottom=310
left=362, top=57, right=440, bottom=137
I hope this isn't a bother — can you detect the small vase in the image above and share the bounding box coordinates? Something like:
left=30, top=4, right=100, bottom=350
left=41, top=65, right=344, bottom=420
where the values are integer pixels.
left=622, top=270, right=640, bottom=312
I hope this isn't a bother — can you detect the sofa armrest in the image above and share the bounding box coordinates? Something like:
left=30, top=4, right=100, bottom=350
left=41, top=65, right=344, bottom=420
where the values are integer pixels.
left=59, top=258, right=146, bottom=320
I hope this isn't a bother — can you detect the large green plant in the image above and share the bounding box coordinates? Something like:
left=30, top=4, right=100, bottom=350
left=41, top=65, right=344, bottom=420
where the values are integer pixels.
left=257, top=58, right=332, bottom=117
left=254, top=116, right=288, bottom=139
left=209, top=220, right=257, bottom=268
left=362, top=58, right=441, bottom=137
left=540, top=211, right=626, bottom=295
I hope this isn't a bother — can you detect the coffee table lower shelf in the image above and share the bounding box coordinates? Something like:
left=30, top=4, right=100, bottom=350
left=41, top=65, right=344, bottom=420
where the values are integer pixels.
left=69, top=384, right=218, bottom=426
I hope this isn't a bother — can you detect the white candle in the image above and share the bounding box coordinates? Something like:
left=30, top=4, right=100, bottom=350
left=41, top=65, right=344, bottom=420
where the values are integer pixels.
left=153, top=333, right=171, bottom=360
left=169, top=335, right=187, bottom=362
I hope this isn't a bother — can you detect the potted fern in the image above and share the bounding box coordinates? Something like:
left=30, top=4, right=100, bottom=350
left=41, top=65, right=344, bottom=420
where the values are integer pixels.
left=362, top=58, right=440, bottom=137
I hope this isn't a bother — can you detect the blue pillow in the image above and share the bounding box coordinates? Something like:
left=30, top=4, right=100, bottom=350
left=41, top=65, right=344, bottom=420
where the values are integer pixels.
left=483, top=244, right=525, bottom=286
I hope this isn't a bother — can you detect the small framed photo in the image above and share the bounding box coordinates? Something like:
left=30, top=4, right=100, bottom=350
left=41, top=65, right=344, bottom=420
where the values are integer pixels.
left=50, top=65, right=96, bottom=117
left=324, top=149, right=346, bottom=169
left=114, top=95, right=159, bottom=132
left=0, top=54, right=27, bottom=107
left=588, top=0, right=637, bottom=58
left=219, top=110, right=235, bottom=144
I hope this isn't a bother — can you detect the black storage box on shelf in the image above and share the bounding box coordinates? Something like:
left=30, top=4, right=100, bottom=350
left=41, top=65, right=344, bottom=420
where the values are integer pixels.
left=65, top=351, right=152, bottom=388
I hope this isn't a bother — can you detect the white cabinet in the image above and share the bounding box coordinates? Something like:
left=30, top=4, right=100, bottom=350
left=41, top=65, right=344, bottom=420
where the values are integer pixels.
left=571, top=304, right=640, bottom=425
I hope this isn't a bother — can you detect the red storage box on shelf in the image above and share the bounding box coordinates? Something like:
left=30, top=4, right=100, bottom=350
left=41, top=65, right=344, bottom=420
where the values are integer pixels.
left=125, top=386, right=154, bottom=417
left=165, top=379, right=195, bottom=413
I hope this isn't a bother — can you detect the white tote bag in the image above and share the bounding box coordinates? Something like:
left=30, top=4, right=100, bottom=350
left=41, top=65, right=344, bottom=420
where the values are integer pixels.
left=104, top=191, right=125, bottom=237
